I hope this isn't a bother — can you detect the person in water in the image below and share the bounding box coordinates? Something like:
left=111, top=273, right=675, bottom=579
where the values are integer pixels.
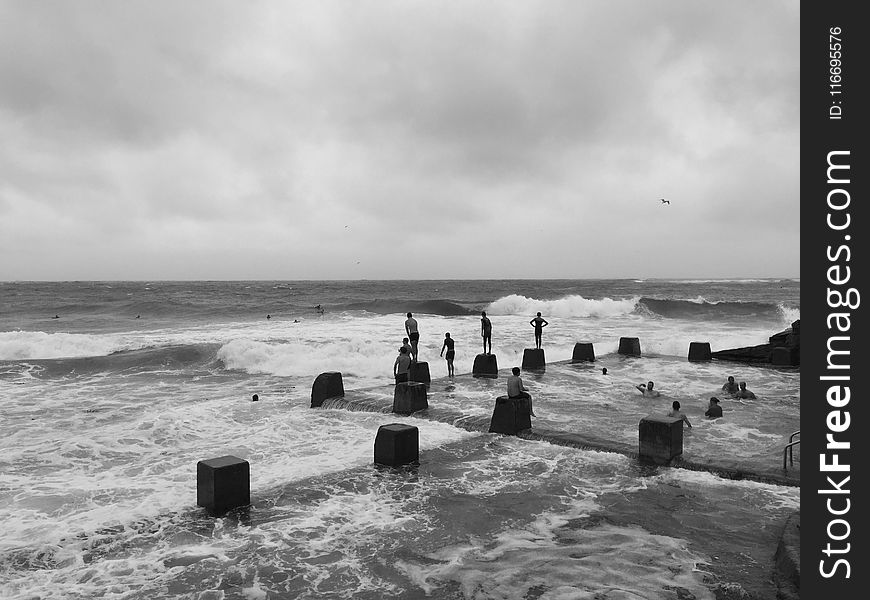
left=668, top=400, right=692, bottom=427
left=252, top=394, right=259, bottom=402
left=529, top=312, right=549, bottom=349
left=722, top=376, right=740, bottom=395
left=705, top=397, right=723, bottom=418
left=405, top=312, right=420, bottom=362
left=635, top=381, right=660, bottom=398
left=480, top=311, right=492, bottom=354
left=440, top=332, right=455, bottom=377
left=507, top=366, right=536, bottom=417
left=394, top=346, right=412, bottom=383
left=735, top=381, right=757, bottom=399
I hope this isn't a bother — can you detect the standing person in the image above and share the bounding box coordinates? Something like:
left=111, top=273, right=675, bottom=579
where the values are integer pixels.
left=394, top=346, right=412, bottom=383
left=480, top=311, right=492, bottom=354
left=507, top=366, right=536, bottom=417
left=668, top=400, right=693, bottom=428
left=405, top=312, right=419, bottom=362
left=399, top=337, right=412, bottom=355
left=440, top=332, right=455, bottom=377
left=529, top=312, right=549, bottom=349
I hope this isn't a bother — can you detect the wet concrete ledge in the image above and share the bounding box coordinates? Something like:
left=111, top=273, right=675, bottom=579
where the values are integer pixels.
left=318, top=386, right=800, bottom=488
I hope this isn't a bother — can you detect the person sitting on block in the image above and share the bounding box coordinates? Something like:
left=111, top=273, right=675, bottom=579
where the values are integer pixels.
left=507, top=366, right=536, bottom=417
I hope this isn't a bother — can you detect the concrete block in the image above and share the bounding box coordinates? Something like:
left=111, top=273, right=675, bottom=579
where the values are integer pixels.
left=521, top=348, right=545, bottom=370
left=409, top=361, right=431, bottom=384
left=638, top=417, right=683, bottom=464
left=618, top=337, right=641, bottom=356
left=472, top=353, right=499, bottom=378
left=196, top=455, right=250, bottom=515
left=688, top=342, right=712, bottom=362
left=393, top=381, right=428, bottom=415
left=488, top=395, right=532, bottom=435
left=311, top=372, right=345, bottom=408
left=572, top=342, right=595, bottom=362
left=374, top=423, right=420, bottom=467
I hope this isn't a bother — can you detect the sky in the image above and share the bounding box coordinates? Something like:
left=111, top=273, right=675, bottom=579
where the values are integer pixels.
left=0, top=0, right=800, bottom=281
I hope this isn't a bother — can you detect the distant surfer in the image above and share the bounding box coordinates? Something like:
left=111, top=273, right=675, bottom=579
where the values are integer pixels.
left=405, top=312, right=419, bottom=362
left=52, top=315, right=59, bottom=319
left=266, top=314, right=271, bottom=320
left=315, top=304, right=324, bottom=315
left=601, top=367, right=608, bottom=375
left=660, top=198, right=670, bottom=205
left=136, top=315, right=140, bottom=319
left=529, top=312, right=548, bottom=349
left=252, top=394, right=259, bottom=402
left=480, top=311, right=492, bottom=354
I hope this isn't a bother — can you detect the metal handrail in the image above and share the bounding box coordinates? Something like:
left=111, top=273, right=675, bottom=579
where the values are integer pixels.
left=789, top=430, right=800, bottom=444
left=783, top=439, right=800, bottom=471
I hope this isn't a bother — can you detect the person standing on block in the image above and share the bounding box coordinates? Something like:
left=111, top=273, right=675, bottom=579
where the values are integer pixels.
left=507, top=366, right=536, bottom=417
left=405, top=312, right=420, bottom=362
left=480, top=311, right=492, bottom=354
left=394, top=346, right=412, bottom=383
left=440, top=332, right=455, bottom=377
left=529, top=312, right=548, bottom=349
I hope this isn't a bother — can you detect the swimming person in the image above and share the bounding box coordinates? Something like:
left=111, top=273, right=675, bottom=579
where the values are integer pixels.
left=252, top=394, right=259, bottom=402
left=668, top=400, right=692, bottom=428
left=394, top=346, right=412, bottom=383
left=529, top=312, right=549, bottom=349
left=635, top=381, right=660, bottom=398
left=722, top=376, right=740, bottom=395
left=705, top=397, right=723, bottom=418
left=405, top=313, right=420, bottom=361
left=602, top=368, right=608, bottom=375
left=440, top=332, right=455, bottom=377
left=480, top=311, right=492, bottom=354
left=507, top=366, right=536, bottom=417
left=735, top=381, right=757, bottom=399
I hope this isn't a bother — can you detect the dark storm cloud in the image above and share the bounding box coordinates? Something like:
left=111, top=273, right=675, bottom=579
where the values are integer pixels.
left=0, top=0, right=799, bottom=280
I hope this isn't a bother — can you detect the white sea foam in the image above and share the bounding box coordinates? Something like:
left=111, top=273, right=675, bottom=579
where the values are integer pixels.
left=0, top=331, right=126, bottom=360
left=485, top=294, right=639, bottom=318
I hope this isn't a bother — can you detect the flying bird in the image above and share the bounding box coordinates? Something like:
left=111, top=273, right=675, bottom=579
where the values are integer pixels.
left=660, top=199, right=670, bottom=205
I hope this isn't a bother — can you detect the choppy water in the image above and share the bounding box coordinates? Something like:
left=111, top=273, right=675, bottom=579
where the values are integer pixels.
left=0, top=279, right=799, bottom=599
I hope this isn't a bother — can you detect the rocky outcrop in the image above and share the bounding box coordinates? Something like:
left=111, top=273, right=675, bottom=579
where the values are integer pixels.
left=711, top=320, right=800, bottom=366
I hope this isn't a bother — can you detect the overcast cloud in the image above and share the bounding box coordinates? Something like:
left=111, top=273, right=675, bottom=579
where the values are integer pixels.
left=0, top=0, right=799, bottom=281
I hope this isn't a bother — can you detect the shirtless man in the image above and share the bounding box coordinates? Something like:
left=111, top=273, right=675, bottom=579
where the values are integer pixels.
left=480, top=311, right=492, bottom=354
left=721, top=376, right=740, bottom=395
left=507, top=366, right=536, bottom=417
left=635, top=381, right=661, bottom=398
left=404, top=312, right=419, bottom=362
left=668, top=401, right=693, bottom=428
left=529, top=312, right=549, bottom=349
left=735, top=381, right=757, bottom=399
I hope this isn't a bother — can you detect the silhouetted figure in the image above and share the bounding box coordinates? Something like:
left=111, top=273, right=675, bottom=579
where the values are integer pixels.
left=440, top=332, right=455, bottom=377
left=405, top=312, right=419, bottom=362
left=480, top=311, right=492, bottom=354
left=529, top=312, right=548, bottom=349
left=252, top=394, right=259, bottom=402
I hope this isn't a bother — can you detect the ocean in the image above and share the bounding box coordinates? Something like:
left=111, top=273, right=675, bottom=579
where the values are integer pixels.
left=0, top=279, right=800, bottom=599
